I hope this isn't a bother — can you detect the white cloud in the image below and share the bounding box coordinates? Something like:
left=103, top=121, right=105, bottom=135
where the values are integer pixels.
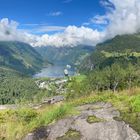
left=1, top=0, right=140, bottom=47
left=33, top=26, right=66, bottom=33
left=0, top=18, right=104, bottom=47
left=89, top=0, right=140, bottom=41
left=34, top=26, right=105, bottom=47
left=90, top=15, right=108, bottom=25
left=100, top=0, right=114, bottom=9
left=82, top=22, right=90, bottom=26
left=0, top=18, right=38, bottom=45
left=48, top=11, right=63, bottom=16
left=20, top=24, right=66, bottom=34
left=103, top=0, right=140, bottom=39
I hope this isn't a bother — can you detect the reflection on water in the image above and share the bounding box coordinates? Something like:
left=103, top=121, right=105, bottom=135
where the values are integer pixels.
left=33, top=65, right=75, bottom=78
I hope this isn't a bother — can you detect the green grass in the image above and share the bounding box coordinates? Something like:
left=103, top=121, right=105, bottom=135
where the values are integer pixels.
left=129, top=95, right=140, bottom=112
left=0, top=104, right=74, bottom=140
left=101, top=50, right=140, bottom=58
left=69, top=90, right=140, bottom=134
left=57, top=129, right=81, bottom=140
left=38, top=104, right=73, bottom=125
left=87, top=115, right=105, bottom=123
left=67, top=75, right=86, bottom=88
left=0, top=89, right=140, bottom=140
left=73, top=75, right=87, bottom=83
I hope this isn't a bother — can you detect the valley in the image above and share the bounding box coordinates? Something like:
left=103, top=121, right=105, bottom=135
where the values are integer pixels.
left=1, top=0, right=140, bottom=139
left=35, top=45, right=94, bottom=66
left=0, top=41, right=44, bottom=75
left=33, top=65, right=76, bottom=78
left=0, top=33, right=140, bottom=140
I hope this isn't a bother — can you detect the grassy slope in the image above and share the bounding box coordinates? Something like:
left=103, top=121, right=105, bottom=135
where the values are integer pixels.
left=0, top=87, right=140, bottom=140
left=0, top=67, right=50, bottom=105
left=0, top=42, right=47, bottom=104
left=1, top=37, right=140, bottom=139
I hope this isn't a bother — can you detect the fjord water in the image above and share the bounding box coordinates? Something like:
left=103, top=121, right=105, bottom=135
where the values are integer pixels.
left=33, top=65, right=75, bottom=78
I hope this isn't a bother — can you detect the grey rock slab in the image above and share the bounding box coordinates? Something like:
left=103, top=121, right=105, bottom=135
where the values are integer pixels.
left=47, top=118, right=74, bottom=140
left=23, top=102, right=140, bottom=140
left=72, top=117, right=140, bottom=140
left=92, top=107, right=120, bottom=121
left=23, top=127, right=50, bottom=140
left=76, top=102, right=112, bottom=111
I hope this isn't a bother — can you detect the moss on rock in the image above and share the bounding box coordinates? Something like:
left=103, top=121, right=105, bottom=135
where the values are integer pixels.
left=87, top=115, right=105, bottom=124
left=56, top=129, right=81, bottom=140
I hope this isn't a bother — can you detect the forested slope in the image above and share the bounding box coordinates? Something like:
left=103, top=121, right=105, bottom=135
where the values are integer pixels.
left=0, top=41, right=44, bottom=75
left=79, top=34, right=140, bottom=72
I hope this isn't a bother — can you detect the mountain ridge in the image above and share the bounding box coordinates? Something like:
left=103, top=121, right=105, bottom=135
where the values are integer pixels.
left=0, top=41, right=44, bottom=75
left=79, top=33, right=140, bottom=72
left=35, top=45, right=94, bottom=66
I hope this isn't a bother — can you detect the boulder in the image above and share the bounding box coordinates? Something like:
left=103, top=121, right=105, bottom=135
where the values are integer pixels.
left=43, top=95, right=65, bottom=104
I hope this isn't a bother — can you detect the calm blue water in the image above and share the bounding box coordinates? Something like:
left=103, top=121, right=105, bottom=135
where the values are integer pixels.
left=33, top=65, right=75, bottom=78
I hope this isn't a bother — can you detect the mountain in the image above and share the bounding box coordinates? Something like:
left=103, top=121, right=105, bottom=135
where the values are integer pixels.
left=0, top=41, right=44, bottom=75
left=0, top=42, right=45, bottom=104
left=35, top=45, right=94, bottom=66
left=79, top=34, right=140, bottom=72
left=0, top=67, right=41, bottom=104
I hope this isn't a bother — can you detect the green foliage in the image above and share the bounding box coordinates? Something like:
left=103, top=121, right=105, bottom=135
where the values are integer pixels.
left=0, top=108, right=37, bottom=123
left=57, top=129, right=81, bottom=140
left=67, top=63, right=140, bottom=99
left=0, top=88, right=140, bottom=140
left=97, top=34, right=140, bottom=52
left=80, top=33, right=140, bottom=72
left=66, top=75, right=89, bottom=99
left=39, top=104, right=73, bottom=125
left=0, top=76, right=40, bottom=104
left=0, top=68, right=50, bottom=104
left=84, top=63, right=140, bottom=92
left=129, top=95, right=140, bottom=112
left=0, top=41, right=44, bottom=75
left=16, top=108, right=38, bottom=122
left=119, top=112, right=140, bottom=134
left=87, top=115, right=105, bottom=123
left=0, top=35, right=140, bottom=139
left=0, top=104, right=74, bottom=140
left=70, top=92, right=140, bottom=134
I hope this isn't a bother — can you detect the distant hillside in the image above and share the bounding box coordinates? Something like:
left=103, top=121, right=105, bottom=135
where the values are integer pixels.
left=0, top=41, right=44, bottom=75
left=35, top=45, right=94, bottom=66
left=0, top=44, right=45, bottom=104
left=0, top=67, right=41, bottom=104
left=79, top=34, right=140, bottom=72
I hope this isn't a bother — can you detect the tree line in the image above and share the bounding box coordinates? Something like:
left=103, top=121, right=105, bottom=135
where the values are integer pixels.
left=87, top=63, right=140, bottom=92
left=66, top=63, right=140, bottom=99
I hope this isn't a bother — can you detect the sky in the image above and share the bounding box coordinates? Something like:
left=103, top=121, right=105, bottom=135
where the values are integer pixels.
left=0, top=0, right=105, bottom=30
left=0, top=0, right=140, bottom=47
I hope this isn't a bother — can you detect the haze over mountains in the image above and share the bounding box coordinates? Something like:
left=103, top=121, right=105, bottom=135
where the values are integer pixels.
left=35, top=45, right=94, bottom=66
left=2, top=32, right=140, bottom=77
left=0, top=40, right=94, bottom=75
